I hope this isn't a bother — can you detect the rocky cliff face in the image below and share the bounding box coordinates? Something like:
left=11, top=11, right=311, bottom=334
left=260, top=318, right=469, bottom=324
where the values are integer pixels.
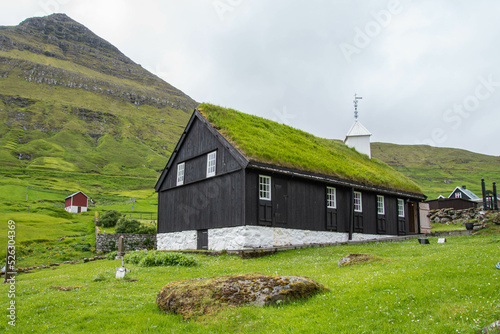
left=0, top=13, right=196, bottom=111
left=0, top=14, right=197, bottom=177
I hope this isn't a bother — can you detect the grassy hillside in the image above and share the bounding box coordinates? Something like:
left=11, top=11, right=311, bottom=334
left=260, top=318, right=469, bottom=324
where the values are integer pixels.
left=372, top=143, right=500, bottom=199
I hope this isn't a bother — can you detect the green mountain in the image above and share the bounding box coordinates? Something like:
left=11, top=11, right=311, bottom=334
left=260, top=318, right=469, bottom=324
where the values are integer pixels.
left=0, top=13, right=196, bottom=186
left=372, top=143, right=500, bottom=199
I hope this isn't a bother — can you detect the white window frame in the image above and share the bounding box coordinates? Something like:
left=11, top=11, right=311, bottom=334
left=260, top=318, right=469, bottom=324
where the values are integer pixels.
left=259, top=175, right=271, bottom=201
left=398, top=199, right=405, bottom=217
left=377, top=195, right=385, bottom=215
left=176, top=162, right=185, bottom=186
left=455, top=191, right=462, bottom=198
left=327, top=187, right=336, bottom=209
left=354, top=191, right=362, bottom=212
left=206, top=151, right=216, bottom=178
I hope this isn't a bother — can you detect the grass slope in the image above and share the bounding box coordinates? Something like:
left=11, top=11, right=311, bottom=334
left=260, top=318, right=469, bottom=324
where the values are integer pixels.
left=0, top=169, right=158, bottom=261
left=0, top=235, right=498, bottom=333
left=199, top=103, right=422, bottom=194
left=0, top=69, right=191, bottom=177
left=372, top=143, right=500, bottom=199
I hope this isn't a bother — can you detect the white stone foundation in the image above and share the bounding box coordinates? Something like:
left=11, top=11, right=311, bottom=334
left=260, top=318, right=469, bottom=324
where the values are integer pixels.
left=157, top=230, right=197, bottom=250
left=157, top=226, right=395, bottom=251
left=64, top=206, right=88, bottom=213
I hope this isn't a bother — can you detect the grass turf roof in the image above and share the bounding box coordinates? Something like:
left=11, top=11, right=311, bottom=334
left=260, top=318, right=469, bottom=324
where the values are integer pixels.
left=198, top=103, right=423, bottom=194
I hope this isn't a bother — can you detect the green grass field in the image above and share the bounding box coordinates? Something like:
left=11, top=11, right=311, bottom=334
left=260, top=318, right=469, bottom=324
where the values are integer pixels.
left=0, top=133, right=498, bottom=333
left=0, top=168, right=157, bottom=262
left=0, top=235, right=498, bottom=333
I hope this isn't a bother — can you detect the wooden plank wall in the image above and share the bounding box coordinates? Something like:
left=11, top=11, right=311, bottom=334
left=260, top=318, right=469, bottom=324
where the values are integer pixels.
left=158, top=170, right=245, bottom=232
left=245, top=169, right=411, bottom=235
left=157, top=116, right=246, bottom=232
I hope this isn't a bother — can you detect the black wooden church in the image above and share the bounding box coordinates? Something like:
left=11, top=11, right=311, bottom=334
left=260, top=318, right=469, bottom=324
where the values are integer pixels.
left=155, top=104, right=427, bottom=251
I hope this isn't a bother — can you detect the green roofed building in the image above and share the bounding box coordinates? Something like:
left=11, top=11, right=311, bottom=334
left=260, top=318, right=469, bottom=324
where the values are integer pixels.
left=155, top=103, right=428, bottom=251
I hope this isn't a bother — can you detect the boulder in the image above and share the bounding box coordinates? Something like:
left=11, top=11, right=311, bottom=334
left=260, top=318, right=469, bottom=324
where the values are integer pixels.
left=156, top=273, right=325, bottom=319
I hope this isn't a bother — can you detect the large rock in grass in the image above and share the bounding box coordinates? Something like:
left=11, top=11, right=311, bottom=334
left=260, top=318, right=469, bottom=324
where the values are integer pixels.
left=156, top=273, right=326, bottom=319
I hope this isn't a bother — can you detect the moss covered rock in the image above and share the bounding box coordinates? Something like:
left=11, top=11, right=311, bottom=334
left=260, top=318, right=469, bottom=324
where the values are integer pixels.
left=156, top=273, right=326, bottom=319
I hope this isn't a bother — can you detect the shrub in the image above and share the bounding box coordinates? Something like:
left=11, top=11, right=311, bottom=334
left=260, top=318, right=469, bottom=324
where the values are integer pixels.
left=115, top=218, right=141, bottom=233
left=136, top=224, right=156, bottom=234
left=98, top=210, right=121, bottom=227
left=124, top=250, right=146, bottom=264
left=124, top=250, right=196, bottom=267
left=106, top=251, right=118, bottom=260
left=72, top=242, right=91, bottom=252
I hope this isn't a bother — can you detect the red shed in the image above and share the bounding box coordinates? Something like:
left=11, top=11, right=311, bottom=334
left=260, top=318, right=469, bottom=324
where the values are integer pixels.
left=64, top=191, right=88, bottom=213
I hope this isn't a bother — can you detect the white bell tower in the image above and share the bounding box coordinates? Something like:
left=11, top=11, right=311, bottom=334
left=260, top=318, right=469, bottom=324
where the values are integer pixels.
left=344, top=94, right=372, bottom=158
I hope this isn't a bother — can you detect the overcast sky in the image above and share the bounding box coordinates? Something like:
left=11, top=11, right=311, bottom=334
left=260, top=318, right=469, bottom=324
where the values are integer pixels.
left=2, top=0, right=499, bottom=156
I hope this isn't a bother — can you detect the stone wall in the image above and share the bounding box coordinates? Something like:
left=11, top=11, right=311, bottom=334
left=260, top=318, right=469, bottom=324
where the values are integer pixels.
left=157, top=226, right=395, bottom=251
left=96, top=233, right=156, bottom=253
left=429, top=207, right=500, bottom=230
left=429, top=207, right=484, bottom=225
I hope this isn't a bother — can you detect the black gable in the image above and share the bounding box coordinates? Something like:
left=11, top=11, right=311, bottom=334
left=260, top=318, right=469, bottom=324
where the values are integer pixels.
left=155, top=110, right=248, bottom=192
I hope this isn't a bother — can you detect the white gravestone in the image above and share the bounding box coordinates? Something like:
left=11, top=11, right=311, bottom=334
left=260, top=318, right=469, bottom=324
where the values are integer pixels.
left=115, top=236, right=130, bottom=279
